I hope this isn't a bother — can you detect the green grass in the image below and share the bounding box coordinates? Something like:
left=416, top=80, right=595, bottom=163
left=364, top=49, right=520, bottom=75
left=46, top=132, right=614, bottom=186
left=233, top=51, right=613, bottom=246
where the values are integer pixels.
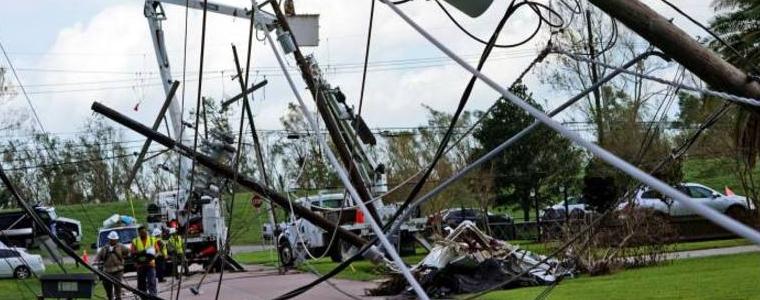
left=232, top=237, right=754, bottom=284
left=0, top=263, right=107, bottom=300
left=35, top=192, right=277, bottom=249
left=682, top=157, right=760, bottom=195
left=671, top=238, right=752, bottom=252
left=233, top=248, right=428, bottom=281
left=480, top=252, right=760, bottom=300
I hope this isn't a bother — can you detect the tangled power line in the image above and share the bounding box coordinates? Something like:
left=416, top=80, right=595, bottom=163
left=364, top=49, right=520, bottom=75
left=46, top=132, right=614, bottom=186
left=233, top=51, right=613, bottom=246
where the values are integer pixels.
left=2, top=0, right=760, bottom=299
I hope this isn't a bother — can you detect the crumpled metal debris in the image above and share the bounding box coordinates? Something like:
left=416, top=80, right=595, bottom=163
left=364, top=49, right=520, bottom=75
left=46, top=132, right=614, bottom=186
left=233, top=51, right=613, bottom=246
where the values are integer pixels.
left=369, top=221, right=573, bottom=298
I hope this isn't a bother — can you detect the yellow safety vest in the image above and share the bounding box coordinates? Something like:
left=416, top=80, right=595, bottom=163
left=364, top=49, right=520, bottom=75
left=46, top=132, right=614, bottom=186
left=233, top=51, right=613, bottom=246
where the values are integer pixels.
left=132, top=236, right=157, bottom=264
left=132, top=236, right=156, bottom=252
left=169, top=236, right=184, bottom=254
left=155, top=238, right=168, bottom=257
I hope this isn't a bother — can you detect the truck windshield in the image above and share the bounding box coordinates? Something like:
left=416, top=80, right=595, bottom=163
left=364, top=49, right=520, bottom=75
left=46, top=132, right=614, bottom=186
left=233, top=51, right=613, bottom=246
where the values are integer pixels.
left=47, top=209, right=58, bottom=221
left=98, top=228, right=139, bottom=247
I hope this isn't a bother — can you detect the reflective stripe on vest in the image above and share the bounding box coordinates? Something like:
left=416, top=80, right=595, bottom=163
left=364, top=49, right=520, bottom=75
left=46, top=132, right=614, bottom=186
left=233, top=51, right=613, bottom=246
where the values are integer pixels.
left=170, top=236, right=184, bottom=253
left=155, top=238, right=168, bottom=257
left=132, top=236, right=155, bottom=252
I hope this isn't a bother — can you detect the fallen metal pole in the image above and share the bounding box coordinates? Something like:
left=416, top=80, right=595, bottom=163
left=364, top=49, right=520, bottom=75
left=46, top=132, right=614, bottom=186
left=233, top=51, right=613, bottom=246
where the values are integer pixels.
left=90, top=101, right=368, bottom=249
left=382, top=0, right=760, bottom=246
left=0, top=165, right=162, bottom=300
left=263, top=22, right=430, bottom=300
left=126, top=80, right=180, bottom=188
left=267, top=0, right=382, bottom=224
left=221, top=79, right=268, bottom=109
left=388, top=49, right=668, bottom=236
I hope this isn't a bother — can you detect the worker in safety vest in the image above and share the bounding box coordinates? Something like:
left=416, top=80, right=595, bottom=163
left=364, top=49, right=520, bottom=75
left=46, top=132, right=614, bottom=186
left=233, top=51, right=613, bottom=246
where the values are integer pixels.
left=166, top=227, right=186, bottom=278
left=153, top=228, right=168, bottom=283
left=131, top=225, right=158, bottom=295
left=96, top=231, right=128, bottom=300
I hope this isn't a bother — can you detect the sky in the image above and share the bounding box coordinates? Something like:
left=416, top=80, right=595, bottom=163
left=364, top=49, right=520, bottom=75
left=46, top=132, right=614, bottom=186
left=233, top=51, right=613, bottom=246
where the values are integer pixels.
left=0, top=0, right=717, bottom=141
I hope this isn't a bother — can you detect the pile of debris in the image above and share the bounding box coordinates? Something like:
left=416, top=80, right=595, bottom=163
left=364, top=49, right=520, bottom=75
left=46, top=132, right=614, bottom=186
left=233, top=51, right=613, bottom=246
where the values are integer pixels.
left=370, top=221, right=573, bottom=298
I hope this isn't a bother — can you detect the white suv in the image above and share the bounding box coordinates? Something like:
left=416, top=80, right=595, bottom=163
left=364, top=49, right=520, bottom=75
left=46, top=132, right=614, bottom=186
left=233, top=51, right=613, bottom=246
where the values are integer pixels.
left=623, top=182, right=755, bottom=218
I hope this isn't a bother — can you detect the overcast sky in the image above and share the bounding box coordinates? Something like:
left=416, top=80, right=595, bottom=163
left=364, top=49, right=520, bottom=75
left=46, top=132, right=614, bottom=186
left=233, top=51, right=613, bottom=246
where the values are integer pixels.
left=0, top=0, right=716, bottom=140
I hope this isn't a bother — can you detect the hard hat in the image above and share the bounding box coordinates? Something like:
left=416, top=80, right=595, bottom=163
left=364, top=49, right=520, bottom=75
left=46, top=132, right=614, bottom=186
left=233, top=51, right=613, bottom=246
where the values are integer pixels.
left=152, top=228, right=161, bottom=237
left=168, top=228, right=177, bottom=235
left=146, top=247, right=156, bottom=256
left=107, top=231, right=119, bottom=240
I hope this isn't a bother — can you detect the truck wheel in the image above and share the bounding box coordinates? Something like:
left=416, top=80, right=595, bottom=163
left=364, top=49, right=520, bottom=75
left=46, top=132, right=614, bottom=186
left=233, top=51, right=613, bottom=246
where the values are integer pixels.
left=278, top=239, right=295, bottom=267
left=329, top=245, right=342, bottom=263
left=14, top=266, right=31, bottom=279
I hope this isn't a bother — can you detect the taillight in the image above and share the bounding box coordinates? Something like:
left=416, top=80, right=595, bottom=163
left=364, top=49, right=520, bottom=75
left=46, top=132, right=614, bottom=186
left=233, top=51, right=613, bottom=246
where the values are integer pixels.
left=355, top=210, right=365, bottom=224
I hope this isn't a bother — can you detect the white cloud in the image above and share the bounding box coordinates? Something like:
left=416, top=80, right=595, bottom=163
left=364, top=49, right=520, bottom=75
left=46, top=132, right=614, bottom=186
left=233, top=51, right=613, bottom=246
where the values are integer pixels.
left=16, top=0, right=717, bottom=138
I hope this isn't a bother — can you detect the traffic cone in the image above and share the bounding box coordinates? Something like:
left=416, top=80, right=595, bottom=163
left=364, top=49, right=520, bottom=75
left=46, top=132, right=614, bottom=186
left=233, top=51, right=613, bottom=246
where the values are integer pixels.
left=82, top=249, right=89, bottom=264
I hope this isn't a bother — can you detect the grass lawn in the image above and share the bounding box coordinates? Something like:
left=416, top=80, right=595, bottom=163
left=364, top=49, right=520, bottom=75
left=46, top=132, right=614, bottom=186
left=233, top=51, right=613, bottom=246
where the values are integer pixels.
left=682, top=157, right=756, bottom=195
left=233, top=237, right=755, bottom=283
left=480, top=252, right=760, bottom=300
left=671, top=238, right=752, bottom=252
left=233, top=248, right=428, bottom=282
left=40, top=192, right=279, bottom=249
left=233, top=249, right=760, bottom=299
left=0, top=264, right=107, bottom=300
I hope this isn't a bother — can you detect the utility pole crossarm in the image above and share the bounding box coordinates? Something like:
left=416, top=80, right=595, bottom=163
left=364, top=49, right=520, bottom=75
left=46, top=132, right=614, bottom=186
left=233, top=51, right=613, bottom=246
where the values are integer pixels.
left=91, top=101, right=369, bottom=249
left=588, top=0, right=760, bottom=100
left=147, top=0, right=276, bottom=25
left=267, top=0, right=383, bottom=224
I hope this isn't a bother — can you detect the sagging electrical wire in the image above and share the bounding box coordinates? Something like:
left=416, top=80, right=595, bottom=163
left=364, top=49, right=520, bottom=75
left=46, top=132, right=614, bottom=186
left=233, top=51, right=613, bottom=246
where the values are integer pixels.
left=633, top=66, right=685, bottom=165
left=553, top=47, right=760, bottom=107
left=659, top=0, right=760, bottom=78
left=465, top=101, right=734, bottom=299
left=436, top=0, right=565, bottom=48
left=176, top=0, right=209, bottom=298
left=0, top=166, right=163, bottom=300
left=357, top=0, right=376, bottom=117
left=272, top=3, right=529, bottom=299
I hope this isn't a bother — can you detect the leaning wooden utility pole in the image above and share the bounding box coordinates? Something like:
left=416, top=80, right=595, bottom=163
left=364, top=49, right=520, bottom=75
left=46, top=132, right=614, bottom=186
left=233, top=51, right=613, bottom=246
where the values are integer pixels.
left=588, top=0, right=760, bottom=99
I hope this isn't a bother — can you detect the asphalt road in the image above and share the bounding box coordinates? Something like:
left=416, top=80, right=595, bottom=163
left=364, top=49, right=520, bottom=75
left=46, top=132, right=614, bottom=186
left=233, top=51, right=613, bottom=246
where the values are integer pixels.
left=50, top=243, right=760, bottom=299
left=153, top=264, right=380, bottom=299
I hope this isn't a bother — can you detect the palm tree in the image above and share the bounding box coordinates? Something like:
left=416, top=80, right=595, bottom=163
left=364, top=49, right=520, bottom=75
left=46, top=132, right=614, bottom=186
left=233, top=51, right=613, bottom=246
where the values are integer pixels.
left=710, top=0, right=760, bottom=166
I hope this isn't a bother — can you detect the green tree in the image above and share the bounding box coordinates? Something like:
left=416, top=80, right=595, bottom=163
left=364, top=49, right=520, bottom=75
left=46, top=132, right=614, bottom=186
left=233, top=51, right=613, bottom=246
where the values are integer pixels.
left=709, top=0, right=760, bottom=209
left=382, top=106, right=477, bottom=214
left=474, top=83, right=583, bottom=220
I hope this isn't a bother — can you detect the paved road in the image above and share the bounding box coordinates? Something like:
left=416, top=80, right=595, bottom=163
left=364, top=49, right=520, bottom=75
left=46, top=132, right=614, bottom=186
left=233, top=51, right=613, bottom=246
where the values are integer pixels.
left=153, top=264, right=378, bottom=300
left=663, top=244, right=760, bottom=260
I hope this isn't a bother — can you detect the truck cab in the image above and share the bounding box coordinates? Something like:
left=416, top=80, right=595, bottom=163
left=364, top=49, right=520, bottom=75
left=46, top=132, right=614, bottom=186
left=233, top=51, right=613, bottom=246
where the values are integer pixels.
left=0, top=205, right=82, bottom=249
left=92, top=225, right=140, bottom=272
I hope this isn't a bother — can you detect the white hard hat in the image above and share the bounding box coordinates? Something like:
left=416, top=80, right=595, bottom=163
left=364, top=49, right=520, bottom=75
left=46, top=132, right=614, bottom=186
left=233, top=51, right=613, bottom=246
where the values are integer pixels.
left=152, top=228, right=161, bottom=237
left=107, top=231, right=119, bottom=240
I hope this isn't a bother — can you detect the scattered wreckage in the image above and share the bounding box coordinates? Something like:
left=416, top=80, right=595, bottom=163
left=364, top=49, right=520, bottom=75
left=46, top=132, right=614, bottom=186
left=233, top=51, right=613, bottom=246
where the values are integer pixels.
left=371, top=221, right=573, bottom=298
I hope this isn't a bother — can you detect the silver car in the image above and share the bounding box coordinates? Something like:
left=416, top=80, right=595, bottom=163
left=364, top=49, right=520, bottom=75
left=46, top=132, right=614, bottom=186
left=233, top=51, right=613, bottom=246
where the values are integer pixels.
left=0, top=248, right=45, bottom=279
left=624, top=182, right=756, bottom=218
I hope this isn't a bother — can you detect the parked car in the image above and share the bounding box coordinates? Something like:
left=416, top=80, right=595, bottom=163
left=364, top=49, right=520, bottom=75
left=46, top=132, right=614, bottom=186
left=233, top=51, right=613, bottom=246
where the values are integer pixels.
left=621, top=182, right=756, bottom=218
left=541, top=196, right=591, bottom=220
left=441, top=208, right=512, bottom=229
left=0, top=248, right=44, bottom=279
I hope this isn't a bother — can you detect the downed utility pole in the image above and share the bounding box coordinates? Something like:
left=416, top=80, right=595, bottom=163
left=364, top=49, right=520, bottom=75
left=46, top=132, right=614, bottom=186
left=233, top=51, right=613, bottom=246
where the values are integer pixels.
left=90, top=102, right=370, bottom=250
left=267, top=0, right=382, bottom=224
left=588, top=0, right=760, bottom=99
